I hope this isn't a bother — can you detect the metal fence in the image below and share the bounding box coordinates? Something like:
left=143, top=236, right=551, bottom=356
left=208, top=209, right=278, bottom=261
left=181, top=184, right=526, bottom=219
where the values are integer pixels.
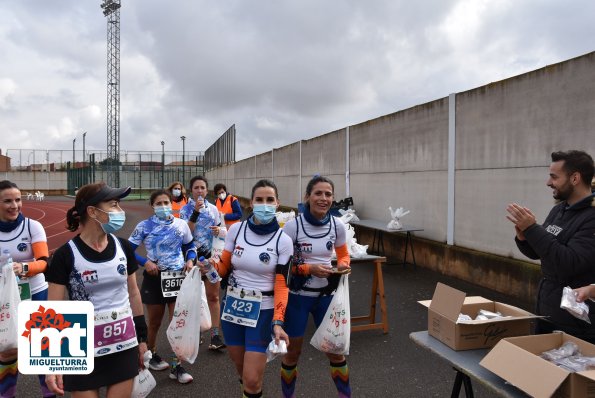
left=5, top=149, right=204, bottom=197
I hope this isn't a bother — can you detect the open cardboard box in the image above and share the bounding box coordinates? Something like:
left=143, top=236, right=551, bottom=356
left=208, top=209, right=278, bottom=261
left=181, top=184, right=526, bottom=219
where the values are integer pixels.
left=418, top=282, right=540, bottom=350
left=480, top=332, right=595, bottom=398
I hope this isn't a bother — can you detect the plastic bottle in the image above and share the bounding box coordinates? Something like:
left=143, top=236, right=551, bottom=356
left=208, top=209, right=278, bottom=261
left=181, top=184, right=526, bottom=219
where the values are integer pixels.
left=197, top=195, right=206, bottom=213
left=199, top=256, right=221, bottom=283
left=0, top=249, right=17, bottom=282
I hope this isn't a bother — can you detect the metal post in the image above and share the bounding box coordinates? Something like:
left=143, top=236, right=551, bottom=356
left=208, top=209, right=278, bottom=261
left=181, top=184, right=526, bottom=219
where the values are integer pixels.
left=72, top=138, right=76, bottom=167
left=161, top=141, right=165, bottom=188
left=181, top=135, right=186, bottom=184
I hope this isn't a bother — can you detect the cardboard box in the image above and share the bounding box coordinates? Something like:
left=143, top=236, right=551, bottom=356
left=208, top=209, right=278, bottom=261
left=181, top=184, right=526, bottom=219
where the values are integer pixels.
left=418, top=282, right=539, bottom=350
left=480, top=332, right=595, bottom=398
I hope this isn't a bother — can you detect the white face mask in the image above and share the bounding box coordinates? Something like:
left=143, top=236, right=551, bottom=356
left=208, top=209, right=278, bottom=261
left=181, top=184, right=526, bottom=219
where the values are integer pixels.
left=172, top=189, right=182, bottom=197
left=218, top=192, right=226, bottom=200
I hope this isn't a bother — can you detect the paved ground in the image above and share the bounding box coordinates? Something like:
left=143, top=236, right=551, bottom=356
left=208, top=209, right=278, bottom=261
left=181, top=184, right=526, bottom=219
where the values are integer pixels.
left=16, top=196, right=534, bottom=397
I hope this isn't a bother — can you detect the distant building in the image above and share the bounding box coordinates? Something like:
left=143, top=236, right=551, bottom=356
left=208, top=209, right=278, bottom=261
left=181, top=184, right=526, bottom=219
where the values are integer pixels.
left=0, top=150, right=11, bottom=172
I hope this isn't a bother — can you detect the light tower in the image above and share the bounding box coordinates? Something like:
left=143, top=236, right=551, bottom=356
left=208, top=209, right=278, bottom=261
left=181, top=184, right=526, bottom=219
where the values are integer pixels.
left=101, top=0, right=121, bottom=187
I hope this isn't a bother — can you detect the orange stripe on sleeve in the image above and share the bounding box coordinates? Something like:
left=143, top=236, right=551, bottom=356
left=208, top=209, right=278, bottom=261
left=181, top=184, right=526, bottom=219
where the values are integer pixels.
left=27, top=241, right=49, bottom=276
left=273, top=273, right=289, bottom=322
left=214, top=249, right=233, bottom=277
left=335, top=244, right=351, bottom=267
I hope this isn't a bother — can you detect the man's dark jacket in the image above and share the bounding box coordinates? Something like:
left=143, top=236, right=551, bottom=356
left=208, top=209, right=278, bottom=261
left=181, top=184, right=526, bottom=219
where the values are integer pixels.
left=516, top=193, right=595, bottom=342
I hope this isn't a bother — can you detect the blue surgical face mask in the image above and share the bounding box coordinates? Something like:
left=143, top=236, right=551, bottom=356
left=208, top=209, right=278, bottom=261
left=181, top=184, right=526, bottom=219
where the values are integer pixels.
left=154, top=205, right=173, bottom=219
left=94, top=208, right=126, bottom=234
left=252, top=204, right=277, bottom=224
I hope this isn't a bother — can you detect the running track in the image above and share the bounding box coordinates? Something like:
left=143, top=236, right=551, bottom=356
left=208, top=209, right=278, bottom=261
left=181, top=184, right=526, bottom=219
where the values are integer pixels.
left=19, top=196, right=151, bottom=255
left=20, top=196, right=77, bottom=254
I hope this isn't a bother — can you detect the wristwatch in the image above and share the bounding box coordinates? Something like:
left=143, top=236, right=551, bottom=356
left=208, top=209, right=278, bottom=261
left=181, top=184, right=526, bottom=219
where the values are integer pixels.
left=21, top=262, right=29, bottom=277
left=271, top=320, right=284, bottom=331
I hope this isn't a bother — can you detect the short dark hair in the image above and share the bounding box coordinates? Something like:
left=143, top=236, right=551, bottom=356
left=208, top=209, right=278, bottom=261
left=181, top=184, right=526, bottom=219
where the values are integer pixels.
left=0, top=180, right=19, bottom=191
left=305, top=175, right=335, bottom=196
left=189, top=175, right=208, bottom=190
left=149, top=189, right=172, bottom=206
left=213, top=183, right=227, bottom=194
left=551, top=150, right=594, bottom=187
left=251, top=179, right=278, bottom=200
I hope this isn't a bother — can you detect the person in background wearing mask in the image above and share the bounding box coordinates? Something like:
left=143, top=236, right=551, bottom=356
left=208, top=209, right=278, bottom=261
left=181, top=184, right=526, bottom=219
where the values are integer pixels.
left=202, top=179, right=292, bottom=398
left=167, top=181, right=188, bottom=218
left=0, top=180, right=53, bottom=398
left=128, top=189, right=197, bottom=384
left=180, top=176, right=226, bottom=350
left=45, top=183, right=149, bottom=397
left=214, top=183, right=243, bottom=229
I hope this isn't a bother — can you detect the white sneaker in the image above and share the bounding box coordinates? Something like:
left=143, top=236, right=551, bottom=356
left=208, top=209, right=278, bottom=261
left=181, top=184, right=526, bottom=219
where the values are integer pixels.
left=169, top=365, right=193, bottom=384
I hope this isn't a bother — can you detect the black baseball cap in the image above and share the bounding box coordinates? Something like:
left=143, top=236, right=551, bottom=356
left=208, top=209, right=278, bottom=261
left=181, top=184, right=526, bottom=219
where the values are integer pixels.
left=77, top=185, right=131, bottom=213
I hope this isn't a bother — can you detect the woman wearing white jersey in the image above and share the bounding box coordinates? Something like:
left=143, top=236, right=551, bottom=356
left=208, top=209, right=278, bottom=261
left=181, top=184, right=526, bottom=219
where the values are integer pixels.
left=180, top=175, right=226, bottom=350
left=0, top=180, right=53, bottom=398
left=45, top=183, right=148, bottom=397
left=280, top=176, right=352, bottom=398
left=204, top=179, right=292, bottom=398
left=128, top=189, right=196, bottom=384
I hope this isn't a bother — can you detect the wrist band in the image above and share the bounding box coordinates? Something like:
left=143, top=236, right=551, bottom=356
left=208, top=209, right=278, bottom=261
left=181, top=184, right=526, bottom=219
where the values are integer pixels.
left=133, top=315, right=148, bottom=343
left=271, top=319, right=284, bottom=333
left=189, top=210, right=200, bottom=223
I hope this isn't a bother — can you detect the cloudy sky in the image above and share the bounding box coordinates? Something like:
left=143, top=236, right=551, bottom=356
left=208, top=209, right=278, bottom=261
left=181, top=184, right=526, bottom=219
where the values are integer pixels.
left=1, top=1, right=594, bottom=162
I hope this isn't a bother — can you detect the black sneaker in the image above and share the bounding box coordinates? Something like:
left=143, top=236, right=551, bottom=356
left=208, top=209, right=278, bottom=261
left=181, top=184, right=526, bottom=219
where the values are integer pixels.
left=148, top=352, right=169, bottom=371
left=169, top=364, right=194, bottom=384
left=209, top=334, right=226, bottom=350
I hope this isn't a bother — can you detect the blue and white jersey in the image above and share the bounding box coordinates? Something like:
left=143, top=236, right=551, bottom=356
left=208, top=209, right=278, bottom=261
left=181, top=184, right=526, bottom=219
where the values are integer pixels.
left=129, top=216, right=193, bottom=272
left=180, top=198, right=221, bottom=254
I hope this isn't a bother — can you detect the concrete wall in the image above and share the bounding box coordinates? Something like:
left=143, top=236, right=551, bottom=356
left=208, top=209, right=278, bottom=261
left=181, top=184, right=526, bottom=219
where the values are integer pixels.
left=203, top=52, right=595, bottom=285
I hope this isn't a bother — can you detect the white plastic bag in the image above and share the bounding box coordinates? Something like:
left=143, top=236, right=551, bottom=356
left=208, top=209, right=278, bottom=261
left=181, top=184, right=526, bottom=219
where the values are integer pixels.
left=266, top=339, right=288, bottom=363
left=561, top=286, right=591, bottom=324
left=387, top=206, right=410, bottom=230
left=167, top=267, right=202, bottom=364
left=131, top=350, right=156, bottom=398
left=200, top=280, right=212, bottom=332
left=211, top=236, right=225, bottom=262
left=0, top=264, right=20, bottom=352
left=310, top=274, right=351, bottom=355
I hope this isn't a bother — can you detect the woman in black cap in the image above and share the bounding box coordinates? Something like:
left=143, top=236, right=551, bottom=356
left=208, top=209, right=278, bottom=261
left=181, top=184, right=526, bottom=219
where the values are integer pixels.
left=45, top=182, right=148, bottom=397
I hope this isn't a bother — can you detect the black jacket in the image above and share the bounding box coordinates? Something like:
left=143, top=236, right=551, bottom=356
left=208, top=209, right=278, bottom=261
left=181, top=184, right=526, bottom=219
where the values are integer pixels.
left=516, top=193, right=595, bottom=341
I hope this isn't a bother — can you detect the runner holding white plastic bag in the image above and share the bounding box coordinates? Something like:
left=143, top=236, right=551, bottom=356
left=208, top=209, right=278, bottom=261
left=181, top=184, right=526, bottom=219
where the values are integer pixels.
left=166, top=267, right=202, bottom=364
left=310, top=274, right=351, bottom=355
left=131, top=350, right=157, bottom=398
left=0, top=263, right=20, bottom=353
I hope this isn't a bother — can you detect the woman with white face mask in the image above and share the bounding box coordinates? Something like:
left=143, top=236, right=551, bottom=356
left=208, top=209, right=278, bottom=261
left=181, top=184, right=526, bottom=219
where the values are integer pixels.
left=167, top=181, right=188, bottom=218
left=128, top=190, right=197, bottom=384
left=214, top=182, right=243, bottom=229
left=202, top=179, right=292, bottom=398
left=45, top=183, right=149, bottom=397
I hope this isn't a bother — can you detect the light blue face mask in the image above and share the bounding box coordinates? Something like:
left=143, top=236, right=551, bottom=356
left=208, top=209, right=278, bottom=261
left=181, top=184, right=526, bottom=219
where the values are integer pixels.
left=252, top=204, right=277, bottom=224
left=154, top=205, right=173, bottom=219
left=94, top=208, right=126, bottom=234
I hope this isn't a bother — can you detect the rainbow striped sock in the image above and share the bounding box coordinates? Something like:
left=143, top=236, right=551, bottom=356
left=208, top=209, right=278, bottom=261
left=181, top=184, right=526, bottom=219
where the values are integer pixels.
left=0, top=359, right=18, bottom=398
left=330, top=360, right=351, bottom=398
left=280, top=362, right=297, bottom=398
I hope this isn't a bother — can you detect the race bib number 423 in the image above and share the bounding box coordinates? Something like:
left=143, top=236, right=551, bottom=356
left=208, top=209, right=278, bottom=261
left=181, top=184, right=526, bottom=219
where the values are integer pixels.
left=222, top=287, right=262, bottom=328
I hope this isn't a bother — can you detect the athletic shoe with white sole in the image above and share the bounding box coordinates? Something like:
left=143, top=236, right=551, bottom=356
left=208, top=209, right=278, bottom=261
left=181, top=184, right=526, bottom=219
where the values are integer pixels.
left=148, top=353, right=169, bottom=371
left=169, top=365, right=194, bottom=384
left=208, top=334, right=226, bottom=350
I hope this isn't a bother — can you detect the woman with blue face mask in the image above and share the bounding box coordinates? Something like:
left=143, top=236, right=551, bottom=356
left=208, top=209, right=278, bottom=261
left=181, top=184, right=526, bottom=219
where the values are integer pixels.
left=201, top=179, right=293, bottom=398
left=128, top=190, right=197, bottom=384
left=45, top=183, right=149, bottom=397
